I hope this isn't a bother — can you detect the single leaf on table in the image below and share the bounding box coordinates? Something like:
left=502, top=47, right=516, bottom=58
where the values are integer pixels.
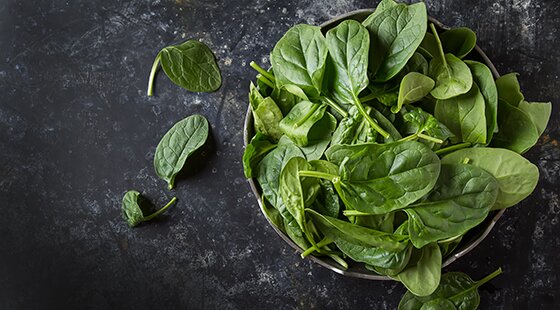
left=305, top=209, right=409, bottom=252
left=324, top=141, right=441, bottom=214
left=363, top=1, right=427, bottom=82
left=121, top=190, right=177, bottom=227
left=271, top=24, right=328, bottom=99
left=435, top=83, right=487, bottom=145
left=404, top=163, right=499, bottom=248
left=147, top=40, right=221, bottom=96
left=464, top=60, right=498, bottom=143
left=393, top=72, right=435, bottom=113
left=441, top=147, right=539, bottom=210
left=492, top=99, right=539, bottom=154
left=440, top=27, right=477, bottom=59
left=398, top=268, right=503, bottom=310
left=397, top=243, right=442, bottom=297
left=279, top=101, right=327, bottom=146
left=154, top=114, right=209, bottom=189
left=428, top=24, right=472, bottom=100
left=249, top=82, right=284, bottom=141
left=242, top=133, right=277, bottom=178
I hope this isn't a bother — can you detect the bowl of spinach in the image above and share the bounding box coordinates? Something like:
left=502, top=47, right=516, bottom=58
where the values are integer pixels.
left=242, top=0, right=551, bottom=296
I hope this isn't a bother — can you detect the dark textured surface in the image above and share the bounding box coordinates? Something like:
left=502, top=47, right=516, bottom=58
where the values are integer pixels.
left=0, top=0, right=558, bottom=309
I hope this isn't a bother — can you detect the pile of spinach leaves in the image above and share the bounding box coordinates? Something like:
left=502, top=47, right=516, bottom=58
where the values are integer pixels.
left=243, top=0, right=550, bottom=305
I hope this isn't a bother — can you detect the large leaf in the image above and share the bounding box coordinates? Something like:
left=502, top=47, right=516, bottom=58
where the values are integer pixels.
left=492, top=99, right=539, bottom=154
left=271, top=24, right=328, bottom=98
left=363, top=1, right=427, bottom=81
left=404, top=163, right=499, bottom=248
left=441, top=147, right=539, bottom=210
left=464, top=60, right=498, bottom=143
left=440, top=27, right=477, bottom=59
left=325, top=141, right=441, bottom=214
left=435, top=83, right=487, bottom=144
left=397, top=243, right=442, bottom=297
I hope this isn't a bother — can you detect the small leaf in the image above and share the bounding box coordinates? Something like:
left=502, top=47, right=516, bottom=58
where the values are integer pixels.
left=394, top=72, right=435, bottom=113
left=121, top=190, right=177, bottom=227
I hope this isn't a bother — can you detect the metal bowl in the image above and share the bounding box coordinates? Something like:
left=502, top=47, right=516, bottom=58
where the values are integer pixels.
left=244, top=8, right=506, bottom=280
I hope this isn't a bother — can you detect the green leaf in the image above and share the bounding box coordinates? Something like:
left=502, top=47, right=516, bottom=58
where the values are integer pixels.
left=154, top=114, right=209, bottom=189
left=148, top=40, right=221, bottom=96
left=397, top=243, right=442, bottom=297
left=441, top=147, right=539, bottom=210
left=336, top=239, right=412, bottom=270
left=492, top=99, right=539, bottom=154
left=464, top=60, right=498, bottom=143
left=406, top=52, right=429, bottom=75
left=363, top=1, right=428, bottom=82
left=402, top=107, right=454, bottom=143
left=440, top=27, right=477, bottom=59
left=121, top=190, right=177, bottom=227
left=298, top=112, right=337, bottom=160
left=394, top=72, right=435, bottom=113
left=242, top=133, right=277, bottom=178
left=325, top=141, right=441, bottom=214
left=271, top=24, right=328, bottom=98
left=331, top=106, right=377, bottom=145
left=305, top=209, right=409, bottom=252
left=279, top=101, right=327, bottom=146
left=518, top=101, right=552, bottom=136
left=404, top=163, right=499, bottom=248
left=250, top=82, right=284, bottom=141
left=418, top=32, right=439, bottom=60
left=261, top=196, right=286, bottom=233
left=398, top=268, right=503, bottom=310
left=495, top=73, right=524, bottom=107
left=435, top=83, right=487, bottom=144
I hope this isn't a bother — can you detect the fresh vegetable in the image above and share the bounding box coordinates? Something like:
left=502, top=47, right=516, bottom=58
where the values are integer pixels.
left=243, top=1, right=551, bottom=308
left=147, top=40, right=221, bottom=96
left=121, top=190, right=177, bottom=227
left=154, top=114, right=209, bottom=189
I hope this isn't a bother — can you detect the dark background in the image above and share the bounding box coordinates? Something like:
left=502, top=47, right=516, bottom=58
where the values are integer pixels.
left=1, top=0, right=558, bottom=309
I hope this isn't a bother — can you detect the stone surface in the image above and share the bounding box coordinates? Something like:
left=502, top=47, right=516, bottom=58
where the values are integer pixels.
left=0, top=0, right=558, bottom=309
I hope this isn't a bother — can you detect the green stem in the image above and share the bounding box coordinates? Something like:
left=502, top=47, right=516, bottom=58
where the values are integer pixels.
left=257, top=74, right=274, bottom=88
left=358, top=93, right=377, bottom=103
left=321, top=96, right=348, bottom=118
left=301, top=238, right=333, bottom=258
left=399, top=133, right=418, bottom=142
left=250, top=61, right=275, bottom=82
left=143, top=197, right=177, bottom=222
left=295, top=103, right=320, bottom=127
left=147, top=53, right=161, bottom=97
left=435, top=142, right=472, bottom=155
left=353, top=94, right=390, bottom=139
left=417, top=133, right=444, bottom=144
left=343, top=210, right=374, bottom=217
left=328, top=254, right=348, bottom=269
left=430, top=23, right=448, bottom=69
left=298, top=170, right=337, bottom=182
left=473, top=268, right=503, bottom=289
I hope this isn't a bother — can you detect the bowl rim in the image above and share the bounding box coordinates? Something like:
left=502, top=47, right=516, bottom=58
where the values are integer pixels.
left=244, top=8, right=506, bottom=280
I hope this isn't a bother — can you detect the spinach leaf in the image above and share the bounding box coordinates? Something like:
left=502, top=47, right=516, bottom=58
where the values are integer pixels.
left=397, top=243, right=442, bottom=297
left=441, top=147, right=539, bottom=210
left=147, top=40, right=221, bottom=96
left=394, top=72, right=435, bottom=113
left=331, top=106, right=377, bottom=145
left=306, top=209, right=409, bottom=252
left=464, top=60, right=498, bottom=143
left=428, top=24, right=472, bottom=100
left=492, top=99, right=539, bottom=154
left=122, top=190, right=177, bottom=227
left=440, top=27, right=477, bottom=59
left=271, top=24, right=328, bottom=98
left=279, top=101, right=327, bottom=146
left=299, top=112, right=337, bottom=160
left=406, top=52, right=429, bottom=75
left=323, top=141, right=440, bottom=214
left=363, top=1, right=427, bottom=82
left=154, top=114, right=209, bottom=189
left=495, top=73, right=524, bottom=107
left=438, top=235, right=463, bottom=258
left=418, top=32, right=439, bottom=60
left=398, top=268, right=502, bottom=310
left=435, top=83, right=487, bottom=145
left=404, top=163, right=499, bottom=248
left=250, top=82, right=284, bottom=141
left=261, top=196, right=286, bottom=233
left=402, top=107, right=453, bottom=144
left=243, top=133, right=277, bottom=178
left=372, top=108, right=403, bottom=142
left=518, top=101, right=552, bottom=137
left=336, top=239, right=413, bottom=270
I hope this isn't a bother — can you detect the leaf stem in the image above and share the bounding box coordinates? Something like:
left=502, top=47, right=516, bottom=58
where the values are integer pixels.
left=257, top=74, right=275, bottom=88
left=298, top=170, right=337, bottom=182
left=434, top=142, right=472, bottom=155
left=250, top=61, right=275, bottom=82
left=301, top=237, right=333, bottom=258
left=147, top=53, right=161, bottom=97
left=353, top=94, right=390, bottom=139
left=430, top=23, right=447, bottom=68
left=143, top=197, right=177, bottom=222
left=358, top=93, right=377, bottom=103
left=343, top=210, right=374, bottom=217
left=474, top=268, right=503, bottom=289
left=417, top=133, right=444, bottom=144
left=321, top=96, right=348, bottom=118
left=328, top=254, right=348, bottom=269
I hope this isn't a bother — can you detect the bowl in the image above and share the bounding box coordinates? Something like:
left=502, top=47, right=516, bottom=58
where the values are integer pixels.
left=244, top=8, right=506, bottom=280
